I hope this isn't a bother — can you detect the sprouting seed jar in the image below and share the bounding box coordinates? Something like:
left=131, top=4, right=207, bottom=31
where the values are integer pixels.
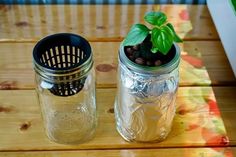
left=115, top=44, right=180, bottom=142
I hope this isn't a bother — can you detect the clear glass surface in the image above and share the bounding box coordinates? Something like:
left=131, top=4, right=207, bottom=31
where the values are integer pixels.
left=35, top=69, right=96, bottom=144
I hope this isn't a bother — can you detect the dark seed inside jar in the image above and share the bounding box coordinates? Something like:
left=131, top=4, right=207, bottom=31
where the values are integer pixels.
left=135, top=57, right=145, bottom=65
left=132, top=45, right=139, bottom=51
left=126, top=47, right=134, bottom=55
left=154, top=60, right=162, bottom=66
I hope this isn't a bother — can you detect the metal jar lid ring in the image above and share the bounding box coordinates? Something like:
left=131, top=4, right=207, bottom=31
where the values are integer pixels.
left=33, top=33, right=93, bottom=97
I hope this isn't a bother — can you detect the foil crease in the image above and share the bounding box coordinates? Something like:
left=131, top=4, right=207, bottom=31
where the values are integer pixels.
left=115, top=63, right=179, bottom=142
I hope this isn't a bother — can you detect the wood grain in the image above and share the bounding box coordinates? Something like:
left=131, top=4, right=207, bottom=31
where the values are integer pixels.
left=0, top=87, right=235, bottom=151
left=0, top=4, right=234, bottom=156
left=0, top=41, right=235, bottom=90
left=0, top=147, right=235, bottom=157
left=0, top=5, right=218, bottom=41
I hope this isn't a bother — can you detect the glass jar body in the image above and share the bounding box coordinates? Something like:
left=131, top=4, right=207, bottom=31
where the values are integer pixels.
left=115, top=45, right=180, bottom=142
left=35, top=69, right=96, bottom=144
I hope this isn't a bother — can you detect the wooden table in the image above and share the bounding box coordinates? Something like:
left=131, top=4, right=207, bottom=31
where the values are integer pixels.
left=0, top=4, right=236, bottom=156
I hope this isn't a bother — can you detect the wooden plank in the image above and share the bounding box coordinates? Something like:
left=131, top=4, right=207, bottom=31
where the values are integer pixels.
left=0, top=87, right=234, bottom=151
left=0, top=147, right=235, bottom=157
left=0, top=5, right=218, bottom=41
left=212, top=87, right=236, bottom=145
left=181, top=41, right=236, bottom=85
left=0, top=41, right=235, bottom=90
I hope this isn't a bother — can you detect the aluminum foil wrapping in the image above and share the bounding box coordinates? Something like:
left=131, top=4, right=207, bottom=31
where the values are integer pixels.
left=115, top=63, right=179, bottom=142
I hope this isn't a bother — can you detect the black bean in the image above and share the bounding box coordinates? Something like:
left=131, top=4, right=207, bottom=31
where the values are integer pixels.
left=126, top=47, right=134, bottom=55
left=135, top=57, right=145, bottom=65
left=154, top=60, right=162, bottom=66
left=133, top=45, right=139, bottom=51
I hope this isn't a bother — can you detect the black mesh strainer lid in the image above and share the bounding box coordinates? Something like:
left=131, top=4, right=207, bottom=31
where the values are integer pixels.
left=33, top=33, right=93, bottom=97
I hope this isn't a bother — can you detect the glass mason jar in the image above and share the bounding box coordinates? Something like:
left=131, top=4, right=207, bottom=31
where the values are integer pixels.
left=33, top=33, right=97, bottom=144
left=115, top=44, right=180, bottom=142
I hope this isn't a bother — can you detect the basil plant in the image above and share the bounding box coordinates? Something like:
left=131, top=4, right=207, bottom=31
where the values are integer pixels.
left=123, top=11, right=182, bottom=55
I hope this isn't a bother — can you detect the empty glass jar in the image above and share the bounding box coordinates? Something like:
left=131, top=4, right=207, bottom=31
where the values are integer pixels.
left=33, top=33, right=97, bottom=144
left=115, top=44, right=180, bottom=142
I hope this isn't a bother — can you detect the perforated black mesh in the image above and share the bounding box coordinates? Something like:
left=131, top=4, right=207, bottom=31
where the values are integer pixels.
left=33, top=33, right=91, bottom=97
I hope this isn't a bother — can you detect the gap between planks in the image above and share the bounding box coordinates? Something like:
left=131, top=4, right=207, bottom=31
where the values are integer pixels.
left=0, top=38, right=220, bottom=43
left=0, top=146, right=235, bottom=153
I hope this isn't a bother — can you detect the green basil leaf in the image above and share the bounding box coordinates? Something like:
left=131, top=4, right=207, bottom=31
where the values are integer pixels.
left=231, top=0, right=236, bottom=15
left=151, top=27, right=173, bottom=55
left=151, top=47, right=159, bottom=53
left=162, top=25, right=174, bottom=40
left=144, top=11, right=167, bottom=26
left=123, top=24, right=150, bottom=46
left=166, top=23, right=183, bottom=42
left=151, top=27, right=161, bottom=50
left=158, top=31, right=173, bottom=55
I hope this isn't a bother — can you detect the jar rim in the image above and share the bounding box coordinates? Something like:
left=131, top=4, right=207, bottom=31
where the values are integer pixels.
left=33, top=33, right=93, bottom=82
left=119, top=43, right=180, bottom=75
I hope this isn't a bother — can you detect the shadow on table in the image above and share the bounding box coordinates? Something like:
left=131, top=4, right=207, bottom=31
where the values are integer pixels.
left=182, top=5, right=236, bottom=86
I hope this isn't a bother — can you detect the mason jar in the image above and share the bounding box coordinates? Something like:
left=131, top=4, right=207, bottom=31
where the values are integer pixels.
left=115, top=44, right=180, bottom=142
left=33, top=33, right=97, bottom=144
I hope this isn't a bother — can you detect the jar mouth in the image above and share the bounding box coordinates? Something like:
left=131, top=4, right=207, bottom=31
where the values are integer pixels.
left=119, top=43, right=180, bottom=75
left=33, top=33, right=93, bottom=82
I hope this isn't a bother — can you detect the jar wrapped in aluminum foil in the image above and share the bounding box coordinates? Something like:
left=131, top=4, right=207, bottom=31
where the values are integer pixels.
left=115, top=44, right=180, bottom=142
